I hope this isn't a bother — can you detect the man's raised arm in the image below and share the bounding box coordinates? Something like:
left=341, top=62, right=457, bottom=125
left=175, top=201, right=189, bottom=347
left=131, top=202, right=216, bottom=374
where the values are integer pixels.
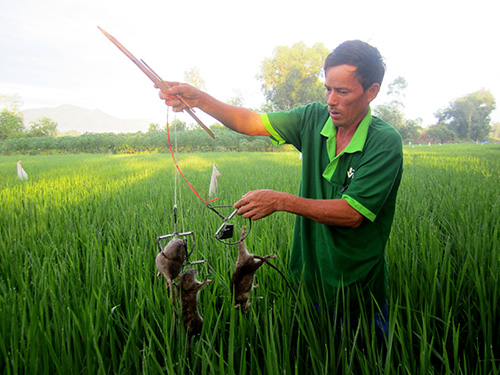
left=160, top=82, right=270, bottom=136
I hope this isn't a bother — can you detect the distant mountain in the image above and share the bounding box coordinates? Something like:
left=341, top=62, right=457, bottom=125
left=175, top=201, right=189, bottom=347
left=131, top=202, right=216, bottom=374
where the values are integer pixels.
left=22, top=104, right=152, bottom=134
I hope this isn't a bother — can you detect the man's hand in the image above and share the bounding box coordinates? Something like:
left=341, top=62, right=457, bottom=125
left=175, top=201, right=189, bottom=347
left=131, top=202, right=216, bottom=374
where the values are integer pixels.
left=234, top=189, right=364, bottom=227
left=158, top=82, right=200, bottom=112
left=233, top=190, right=282, bottom=220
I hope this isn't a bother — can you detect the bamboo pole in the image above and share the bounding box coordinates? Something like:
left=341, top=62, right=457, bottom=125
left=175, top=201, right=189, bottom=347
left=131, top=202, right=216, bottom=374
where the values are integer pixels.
left=98, top=26, right=215, bottom=139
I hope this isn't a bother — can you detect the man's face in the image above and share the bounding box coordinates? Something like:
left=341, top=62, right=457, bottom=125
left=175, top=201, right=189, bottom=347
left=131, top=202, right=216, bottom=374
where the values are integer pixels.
left=324, top=64, right=379, bottom=129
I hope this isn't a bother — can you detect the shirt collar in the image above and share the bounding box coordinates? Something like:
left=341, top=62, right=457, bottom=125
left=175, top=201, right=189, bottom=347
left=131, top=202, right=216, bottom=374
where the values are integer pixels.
left=320, top=107, right=372, bottom=161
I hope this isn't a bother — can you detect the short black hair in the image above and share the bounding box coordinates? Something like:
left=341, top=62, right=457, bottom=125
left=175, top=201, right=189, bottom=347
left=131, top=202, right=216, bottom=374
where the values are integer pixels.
left=324, top=40, right=386, bottom=91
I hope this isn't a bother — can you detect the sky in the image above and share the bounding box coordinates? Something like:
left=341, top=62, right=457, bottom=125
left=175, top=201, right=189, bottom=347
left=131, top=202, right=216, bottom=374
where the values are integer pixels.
left=1, top=0, right=499, bottom=131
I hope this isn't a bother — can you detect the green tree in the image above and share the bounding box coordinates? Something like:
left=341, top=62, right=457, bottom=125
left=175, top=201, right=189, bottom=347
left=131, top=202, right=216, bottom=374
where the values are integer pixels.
left=422, top=124, right=457, bottom=143
left=29, top=117, right=58, bottom=137
left=184, top=67, right=206, bottom=90
left=435, top=89, right=496, bottom=141
left=0, top=94, right=23, bottom=112
left=0, top=109, right=25, bottom=140
left=386, top=76, right=408, bottom=109
left=373, top=103, right=405, bottom=130
left=402, top=118, right=423, bottom=141
left=168, top=118, right=187, bottom=132
left=490, top=122, right=500, bottom=140
left=258, top=42, right=330, bottom=111
left=227, top=89, right=244, bottom=107
left=374, top=76, right=421, bottom=141
left=148, top=123, right=160, bottom=132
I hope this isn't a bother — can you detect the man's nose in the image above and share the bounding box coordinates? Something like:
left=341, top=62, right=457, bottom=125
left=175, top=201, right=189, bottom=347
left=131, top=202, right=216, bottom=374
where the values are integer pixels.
left=327, top=91, right=339, bottom=106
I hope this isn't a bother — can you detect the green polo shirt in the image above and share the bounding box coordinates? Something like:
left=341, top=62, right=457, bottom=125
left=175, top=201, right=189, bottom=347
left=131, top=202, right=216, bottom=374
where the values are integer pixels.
left=261, top=103, right=403, bottom=311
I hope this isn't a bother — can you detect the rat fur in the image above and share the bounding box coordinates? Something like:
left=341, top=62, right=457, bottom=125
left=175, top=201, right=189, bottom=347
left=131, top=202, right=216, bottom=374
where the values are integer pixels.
left=230, top=226, right=276, bottom=313
left=177, top=268, right=211, bottom=339
left=155, top=238, right=187, bottom=321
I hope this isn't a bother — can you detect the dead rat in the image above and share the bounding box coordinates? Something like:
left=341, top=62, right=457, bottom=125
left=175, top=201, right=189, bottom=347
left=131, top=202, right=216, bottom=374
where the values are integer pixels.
left=155, top=238, right=187, bottom=320
left=230, top=226, right=277, bottom=313
left=177, top=268, right=211, bottom=339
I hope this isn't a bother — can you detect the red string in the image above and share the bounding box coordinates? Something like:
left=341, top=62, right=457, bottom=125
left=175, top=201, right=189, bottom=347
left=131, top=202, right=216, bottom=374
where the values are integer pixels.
left=166, top=110, right=218, bottom=205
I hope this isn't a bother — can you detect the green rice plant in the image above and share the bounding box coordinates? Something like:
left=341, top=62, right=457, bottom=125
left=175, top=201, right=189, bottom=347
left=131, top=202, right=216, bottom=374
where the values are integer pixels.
left=1, top=145, right=499, bottom=374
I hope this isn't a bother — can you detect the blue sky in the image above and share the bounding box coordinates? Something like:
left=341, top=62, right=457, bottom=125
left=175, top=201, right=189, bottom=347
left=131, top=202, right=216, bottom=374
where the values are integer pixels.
left=1, top=0, right=499, bottom=129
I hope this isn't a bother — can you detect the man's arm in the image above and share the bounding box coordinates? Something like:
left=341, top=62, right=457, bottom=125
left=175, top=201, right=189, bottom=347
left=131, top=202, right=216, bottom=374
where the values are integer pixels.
left=160, top=82, right=270, bottom=136
left=234, top=189, right=364, bottom=228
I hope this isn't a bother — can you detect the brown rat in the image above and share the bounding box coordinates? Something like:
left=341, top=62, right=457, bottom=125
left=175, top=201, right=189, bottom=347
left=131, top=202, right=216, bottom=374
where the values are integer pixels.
left=155, top=238, right=187, bottom=321
left=177, top=268, right=212, bottom=339
left=230, top=226, right=277, bottom=313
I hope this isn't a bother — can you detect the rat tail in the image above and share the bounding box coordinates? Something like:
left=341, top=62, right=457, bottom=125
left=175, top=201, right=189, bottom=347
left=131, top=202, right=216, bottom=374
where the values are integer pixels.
left=253, top=255, right=293, bottom=290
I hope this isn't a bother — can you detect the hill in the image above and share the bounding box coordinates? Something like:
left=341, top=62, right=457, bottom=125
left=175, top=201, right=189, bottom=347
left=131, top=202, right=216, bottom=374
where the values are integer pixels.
left=22, top=104, right=152, bottom=134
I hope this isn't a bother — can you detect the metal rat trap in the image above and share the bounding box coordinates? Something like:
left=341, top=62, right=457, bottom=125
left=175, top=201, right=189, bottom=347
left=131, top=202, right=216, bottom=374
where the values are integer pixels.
left=207, top=204, right=252, bottom=245
left=156, top=205, right=207, bottom=268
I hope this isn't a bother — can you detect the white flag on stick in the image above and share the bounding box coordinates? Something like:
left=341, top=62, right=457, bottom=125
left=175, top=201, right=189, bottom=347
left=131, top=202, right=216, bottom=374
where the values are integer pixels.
left=209, top=163, right=221, bottom=198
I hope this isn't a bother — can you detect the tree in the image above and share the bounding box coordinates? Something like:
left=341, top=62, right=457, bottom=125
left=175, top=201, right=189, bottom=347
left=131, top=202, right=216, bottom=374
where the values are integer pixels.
left=490, top=122, right=500, bottom=140
left=373, top=103, right=405, bottom=130
left=258, top=42, right=330, bottom=111
left=435, top=89, right=496, bottom=141
left=400, top=118, right=423, bottom=141
left=386, top=76, right=408, bottom=109
left=148, top=123, right=160, bottom=132
left=0, top=109, right=25, bottom=140
left=29, top=117, right=58, bottom=137
left=422, top=124, right=457, bottom=143
left=374, top=76, right=422, bottom=141
left=227, top=89, right=244, bottom=107
left=184, top=67, right=206, bottom=90
left=0, top=94, right=23, bottom=112
left=168, top=118, right=187, bottom=132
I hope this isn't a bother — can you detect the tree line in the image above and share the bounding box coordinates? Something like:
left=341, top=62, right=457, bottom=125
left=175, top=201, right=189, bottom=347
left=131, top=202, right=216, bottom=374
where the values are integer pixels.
left=0, top=123, right=284, bottom=155
left=1, top=42, right=499, bottom=153
left=373, top=78, right=497, bottom=144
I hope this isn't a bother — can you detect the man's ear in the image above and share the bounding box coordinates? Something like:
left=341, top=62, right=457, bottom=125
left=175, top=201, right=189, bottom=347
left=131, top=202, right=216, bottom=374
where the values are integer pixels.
left=366, top=83, right=380, bottom=102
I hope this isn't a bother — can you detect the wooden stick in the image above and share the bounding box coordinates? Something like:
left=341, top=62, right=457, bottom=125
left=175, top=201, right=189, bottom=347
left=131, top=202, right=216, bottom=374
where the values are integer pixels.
left=97, top=26, right=215, bottom=139
left=140, top=59, right=215, bottom=139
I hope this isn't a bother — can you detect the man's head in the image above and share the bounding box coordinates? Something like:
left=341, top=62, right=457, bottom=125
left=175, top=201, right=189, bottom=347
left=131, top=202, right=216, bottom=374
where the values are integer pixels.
left=323, top=41, right=385, bottom=129
left=324, top=40, right=385, bottom=91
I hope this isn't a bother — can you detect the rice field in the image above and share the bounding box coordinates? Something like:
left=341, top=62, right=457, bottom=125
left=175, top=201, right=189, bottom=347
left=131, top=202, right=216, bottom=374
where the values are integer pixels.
left=1, top=144, right=499, bottom=374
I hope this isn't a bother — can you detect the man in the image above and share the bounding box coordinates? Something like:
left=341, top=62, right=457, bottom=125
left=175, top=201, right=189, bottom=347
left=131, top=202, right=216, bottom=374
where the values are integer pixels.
left=160, top=40, right=403, bottom=337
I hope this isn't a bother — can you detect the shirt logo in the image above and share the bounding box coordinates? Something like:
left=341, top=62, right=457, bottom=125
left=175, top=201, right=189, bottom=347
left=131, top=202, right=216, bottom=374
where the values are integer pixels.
left=347, top=167, right=355, bottom=179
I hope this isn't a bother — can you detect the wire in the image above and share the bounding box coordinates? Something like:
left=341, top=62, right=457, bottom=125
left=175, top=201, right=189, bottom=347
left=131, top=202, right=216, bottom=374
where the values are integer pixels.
left=166, top=110, right=218, bottom=206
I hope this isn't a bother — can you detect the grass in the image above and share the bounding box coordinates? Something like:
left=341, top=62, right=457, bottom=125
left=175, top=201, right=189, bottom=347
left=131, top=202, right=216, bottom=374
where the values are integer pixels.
left=0, top=145, right=499, bottom=374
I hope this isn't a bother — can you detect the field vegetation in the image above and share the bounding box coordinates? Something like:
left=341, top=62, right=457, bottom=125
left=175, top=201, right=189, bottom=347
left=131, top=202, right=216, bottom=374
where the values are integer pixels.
left=0, top=127, right=281, bottom=155
left=1, top=144, right=499, bottom=374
